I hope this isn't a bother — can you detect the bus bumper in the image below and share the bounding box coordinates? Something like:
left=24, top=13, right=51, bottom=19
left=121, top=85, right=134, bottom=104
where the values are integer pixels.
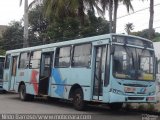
left=109, top=93, right=157, bottom=103
left=0, top=85, right=4, bottom=91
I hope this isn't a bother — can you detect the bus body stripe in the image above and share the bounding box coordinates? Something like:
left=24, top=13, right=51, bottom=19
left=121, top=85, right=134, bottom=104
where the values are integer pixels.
left=30, top=70, right=39, bottom=95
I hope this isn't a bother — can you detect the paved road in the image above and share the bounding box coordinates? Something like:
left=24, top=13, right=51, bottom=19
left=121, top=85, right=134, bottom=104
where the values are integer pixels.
left=0, top=93, right=152, bottom=120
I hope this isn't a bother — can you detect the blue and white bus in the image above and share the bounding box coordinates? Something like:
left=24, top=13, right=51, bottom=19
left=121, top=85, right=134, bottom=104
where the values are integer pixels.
left=3, top=34, right=156, bottom=110
left=0, top=56, right=5, bottom=91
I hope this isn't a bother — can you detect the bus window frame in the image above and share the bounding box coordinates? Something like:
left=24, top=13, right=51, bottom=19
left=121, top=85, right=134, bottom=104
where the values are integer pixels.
left=29, top=50, right=41, bottom=69
left=0, top=57, right=5, bottom=80
left=112, top=44, right=155, bottom=82
left=104, top=45, right=110, bottom=87
left=4, top=54, right=11, bottom=69
left=54, top=46, right=72, bottom=68
left=71, top=43, right=92, bottom=68
left=18, top=51, right=30, bottom=69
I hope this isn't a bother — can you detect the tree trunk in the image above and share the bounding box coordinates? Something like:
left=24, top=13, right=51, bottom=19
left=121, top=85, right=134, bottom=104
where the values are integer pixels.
left=113, top=0, right=118, bottom=33
left=23, top=0, right=29, bottom=47
left=109, top=0, right=113, bottom=33
left=149, top=0, right=154, bottom=40
left=78, top=0, right=85, bottom=26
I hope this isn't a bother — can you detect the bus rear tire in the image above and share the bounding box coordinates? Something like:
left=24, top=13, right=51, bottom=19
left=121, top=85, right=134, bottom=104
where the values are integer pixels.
left=109, top=103, right=123, bottom=110
left=73, top=88, right=85, bottom=111
left=19, top=84, right=34, bottom=101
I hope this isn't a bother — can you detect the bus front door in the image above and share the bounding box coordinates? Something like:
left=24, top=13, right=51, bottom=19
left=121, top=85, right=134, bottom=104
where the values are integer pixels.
left=93, top=45, right=106, bottom=101
left=39, top=52, right=52, bottom=95
left=9, top=56, right=18, bottom=91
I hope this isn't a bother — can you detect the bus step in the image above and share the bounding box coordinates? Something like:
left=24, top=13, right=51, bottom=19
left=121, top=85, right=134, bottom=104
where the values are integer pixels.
left=38, top=94, right=49, bottom=98
left=91, top=99, right=102, bottom=102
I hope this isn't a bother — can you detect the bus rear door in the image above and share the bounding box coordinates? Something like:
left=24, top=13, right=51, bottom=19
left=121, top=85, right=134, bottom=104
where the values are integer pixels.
left=39, top=49, right=54, bottom=95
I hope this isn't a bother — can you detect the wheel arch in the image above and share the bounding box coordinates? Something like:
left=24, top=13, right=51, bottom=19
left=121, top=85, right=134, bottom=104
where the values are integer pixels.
left=69, top=84, right=83, bottom=99
left=18, top=81, right=25, bottom=92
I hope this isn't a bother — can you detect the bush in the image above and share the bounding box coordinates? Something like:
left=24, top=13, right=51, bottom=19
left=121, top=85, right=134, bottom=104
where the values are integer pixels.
left=125, top=103, right=133, bottom=109
left=138, top=104, right=146, bottom=111
left=146, top=103, right=155, bottom=111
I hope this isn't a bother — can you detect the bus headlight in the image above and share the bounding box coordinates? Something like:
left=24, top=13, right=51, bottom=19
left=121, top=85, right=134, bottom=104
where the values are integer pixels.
left=146, top=97, right=155, bottom=101
left=149, top=91, right=156, bottom=95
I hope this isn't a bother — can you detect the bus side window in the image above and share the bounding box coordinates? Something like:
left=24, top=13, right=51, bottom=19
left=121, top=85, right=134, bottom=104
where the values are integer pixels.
left=19, top=52, right=30, bottom=69
left=30, top=51, right=41, bottom=69
left=55, top=46, right=71, bottom=68
left=72, top=44, right=91, bottom=67
left=5, top=54, right=11, bottom=69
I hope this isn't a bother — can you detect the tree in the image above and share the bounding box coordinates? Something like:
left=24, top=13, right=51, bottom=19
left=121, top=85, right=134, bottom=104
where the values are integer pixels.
left=42, top=0, right=102, bottom=25
left=28, top=5, right=109, bottom=43
left=41, top=11, right=109, bottom=42
left=28, top=5, right=48, bottom=34
left=149, top=0, right=154, bottom=39
left=100, top=0, right=133, bottom=33
left=125, top=22, right=134, bottom=34
left=20, top=0, right=29, bottom=47
left=131, top=29, right=155, bottom=40
left=1, top=21, right=23, bottom=50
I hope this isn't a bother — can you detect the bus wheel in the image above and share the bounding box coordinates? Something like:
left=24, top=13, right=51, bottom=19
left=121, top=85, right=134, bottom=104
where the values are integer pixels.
left=109, top=103, right=123, bottom=110
left=19, top=84, right=34, bottom=101
left=73, top=88, right=85, bottom=111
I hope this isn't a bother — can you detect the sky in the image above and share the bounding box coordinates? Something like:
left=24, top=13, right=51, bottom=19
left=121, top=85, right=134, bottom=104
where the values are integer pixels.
left=115, top=0, right=160, bottom=33
left=0, top=0, right=160, bottom=33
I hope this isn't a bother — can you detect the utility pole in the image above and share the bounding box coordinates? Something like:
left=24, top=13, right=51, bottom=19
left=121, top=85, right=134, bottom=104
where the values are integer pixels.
left=23, top=0, right=29, bottom=48
left=149, top=0, right=154, bottom=40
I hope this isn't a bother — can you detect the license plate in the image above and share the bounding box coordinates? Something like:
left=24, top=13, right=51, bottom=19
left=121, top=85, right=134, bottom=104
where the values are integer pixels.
left=124, top=87, right=136, bottom=93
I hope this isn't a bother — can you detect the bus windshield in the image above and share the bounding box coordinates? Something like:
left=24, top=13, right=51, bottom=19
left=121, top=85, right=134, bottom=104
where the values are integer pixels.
left=113, top=45, right=154, bottom=81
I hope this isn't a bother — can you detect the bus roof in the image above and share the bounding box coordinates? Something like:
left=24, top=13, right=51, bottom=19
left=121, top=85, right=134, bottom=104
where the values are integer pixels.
left=6, top=33, right=152, bottom=54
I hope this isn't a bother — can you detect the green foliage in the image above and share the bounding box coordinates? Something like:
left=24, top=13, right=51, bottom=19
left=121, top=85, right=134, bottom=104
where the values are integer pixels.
left=153, top=36, right=160, bottom=42
left=45, top=17, right=80, bottom=42
left=0, top=2, right=110, bottom=50
left=137, top=104, right=146, bottom=111
left=80, top=11, right=109, bottom=37
left=153, top=32, right=160, bottom=42
left=28, top=5, right=48, bottom=33
left=125, top=23, right=134, bottom=35
left=0, top=49, right=5, bottom=56
left=1, top=21, right=23, bottom=50
left=28, top=6, right=109, bottom=44
left=146, top=103, right=155, bottom=111
left=124, top=103, right=133, bottom=109
left=131, top=29, right=160, bottom=41
left=43, top=0, right=103, bottom=25
left=131, top=29, right=155, bottom=40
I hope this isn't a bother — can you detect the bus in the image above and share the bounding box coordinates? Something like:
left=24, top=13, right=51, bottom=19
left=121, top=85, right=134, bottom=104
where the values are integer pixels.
left=3, top=34, right=156, bottom=110
left=0, top=56, right=5, bottom=91
left=153, top=42, right=160, bottom=93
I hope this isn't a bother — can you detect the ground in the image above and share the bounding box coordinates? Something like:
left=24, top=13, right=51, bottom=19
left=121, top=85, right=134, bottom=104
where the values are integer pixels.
left=0, top=93, right=146, bottom=120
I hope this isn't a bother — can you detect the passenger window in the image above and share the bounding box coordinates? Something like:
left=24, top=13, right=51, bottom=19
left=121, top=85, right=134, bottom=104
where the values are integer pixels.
left=19, top=52, right=30, bottom=69
left=72, top=44, right=91, bottom=67
left=55, top=46, right=71, bottom=67
left=30, top=51, right=41, bottom=69
left=5, top=54, right=11, bottom=69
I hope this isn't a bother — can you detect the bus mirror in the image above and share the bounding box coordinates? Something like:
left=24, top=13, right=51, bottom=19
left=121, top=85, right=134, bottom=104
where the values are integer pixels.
left=29, top=63, right=32, bottom=68
left=110, top=45, right=115, bottom=54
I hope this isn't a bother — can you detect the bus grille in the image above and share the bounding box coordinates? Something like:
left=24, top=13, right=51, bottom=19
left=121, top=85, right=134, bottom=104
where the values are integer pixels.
left=127, top=97, right=144, bottom=100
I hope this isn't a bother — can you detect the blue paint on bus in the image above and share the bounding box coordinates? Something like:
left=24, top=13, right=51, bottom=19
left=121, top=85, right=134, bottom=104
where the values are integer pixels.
left=52, top=69, right=66, bottom=97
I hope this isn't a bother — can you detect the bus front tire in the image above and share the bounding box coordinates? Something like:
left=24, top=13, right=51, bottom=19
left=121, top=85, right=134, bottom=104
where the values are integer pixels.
left=73, top=88, right=85, bottom=111
left=19, top=84, right=34, bottom=101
